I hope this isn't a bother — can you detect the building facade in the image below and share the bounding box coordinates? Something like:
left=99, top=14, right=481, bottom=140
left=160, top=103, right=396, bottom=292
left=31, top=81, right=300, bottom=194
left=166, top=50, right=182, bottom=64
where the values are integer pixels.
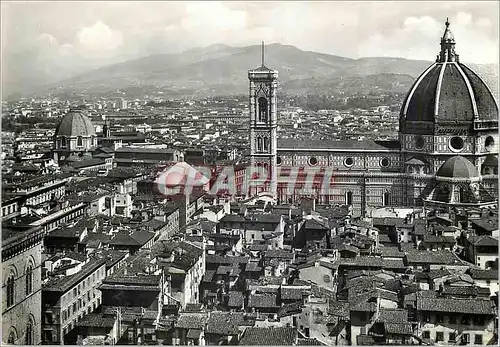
left=2, top=227, right=44, bottom=345
left=41, top=259, right=106, bottom=344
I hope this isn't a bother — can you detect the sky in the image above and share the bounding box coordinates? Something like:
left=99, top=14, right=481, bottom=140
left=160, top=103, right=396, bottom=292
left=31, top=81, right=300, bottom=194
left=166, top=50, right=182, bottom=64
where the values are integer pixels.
left=2, top=1, right=499, bottom=94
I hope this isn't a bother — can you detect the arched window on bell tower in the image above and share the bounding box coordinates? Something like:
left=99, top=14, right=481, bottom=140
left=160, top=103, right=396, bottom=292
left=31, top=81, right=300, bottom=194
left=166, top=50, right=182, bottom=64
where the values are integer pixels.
left=257, top=137, right=263, bottom=152
left=258, top=97, right=268, bottom=123
left=263, top=137, right=269, bottom=152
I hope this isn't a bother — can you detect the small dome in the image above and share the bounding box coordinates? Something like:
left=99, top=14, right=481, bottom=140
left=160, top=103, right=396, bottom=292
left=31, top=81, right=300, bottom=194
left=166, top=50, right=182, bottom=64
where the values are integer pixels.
left=482, top=155, right=498, bottom=167
left=55, top=111, right=96, bottom=137
left=436, top=156, right=479, bottom=179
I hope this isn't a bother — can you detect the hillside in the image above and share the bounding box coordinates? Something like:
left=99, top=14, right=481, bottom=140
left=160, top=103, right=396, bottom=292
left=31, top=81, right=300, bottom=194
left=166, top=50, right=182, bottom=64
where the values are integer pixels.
left=30, top=43, right=500, bottom=99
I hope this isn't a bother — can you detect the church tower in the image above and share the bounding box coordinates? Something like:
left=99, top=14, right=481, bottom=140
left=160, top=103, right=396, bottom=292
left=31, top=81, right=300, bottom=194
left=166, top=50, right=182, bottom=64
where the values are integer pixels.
left=248, top=42, right=279, bottom=197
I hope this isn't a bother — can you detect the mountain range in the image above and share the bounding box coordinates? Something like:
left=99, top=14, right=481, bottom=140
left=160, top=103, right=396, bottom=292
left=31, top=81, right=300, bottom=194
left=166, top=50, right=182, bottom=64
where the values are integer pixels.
left=14, top=43, right=500, bottom=99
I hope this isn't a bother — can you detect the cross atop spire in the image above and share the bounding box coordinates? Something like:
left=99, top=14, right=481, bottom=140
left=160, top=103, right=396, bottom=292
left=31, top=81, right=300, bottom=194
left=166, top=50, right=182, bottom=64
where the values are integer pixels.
left=436, top=17, right=459, bottom=63
left=261, top=41, right=265, bottom=67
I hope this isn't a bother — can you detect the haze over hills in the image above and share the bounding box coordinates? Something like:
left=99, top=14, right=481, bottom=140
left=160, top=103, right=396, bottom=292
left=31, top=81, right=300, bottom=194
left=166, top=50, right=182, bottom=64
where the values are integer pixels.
left=11, top=43, right=499, bottom=99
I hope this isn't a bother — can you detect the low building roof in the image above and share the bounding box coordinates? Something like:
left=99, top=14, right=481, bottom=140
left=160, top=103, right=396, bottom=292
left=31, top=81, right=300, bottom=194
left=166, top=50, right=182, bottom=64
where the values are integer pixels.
left=416, top=294, right=496, bottom=315
left=43, top=259, right=106, bottom=293
left=239, top=327, right=297, bottom=346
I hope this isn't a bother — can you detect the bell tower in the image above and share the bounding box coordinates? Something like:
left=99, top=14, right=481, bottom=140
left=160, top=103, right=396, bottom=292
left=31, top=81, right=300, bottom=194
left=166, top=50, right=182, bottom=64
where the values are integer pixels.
left=248, top=42, right=278, bottom=197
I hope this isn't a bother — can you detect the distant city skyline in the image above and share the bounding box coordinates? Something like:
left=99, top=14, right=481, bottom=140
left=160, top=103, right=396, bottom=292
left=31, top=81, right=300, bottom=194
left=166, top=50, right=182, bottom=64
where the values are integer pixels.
left=1, top=1, right=498, bottom=95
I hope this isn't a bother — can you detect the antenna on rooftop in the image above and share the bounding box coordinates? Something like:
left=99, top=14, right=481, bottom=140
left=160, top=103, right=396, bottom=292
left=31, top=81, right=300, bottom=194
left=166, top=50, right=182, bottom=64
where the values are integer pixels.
left=261, top=41, right=265, bottom=66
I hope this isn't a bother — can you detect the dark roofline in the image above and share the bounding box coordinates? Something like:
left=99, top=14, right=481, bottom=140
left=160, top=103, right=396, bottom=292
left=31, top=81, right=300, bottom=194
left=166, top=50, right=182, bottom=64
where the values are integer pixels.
left=43, top=259, right=106, bottom=293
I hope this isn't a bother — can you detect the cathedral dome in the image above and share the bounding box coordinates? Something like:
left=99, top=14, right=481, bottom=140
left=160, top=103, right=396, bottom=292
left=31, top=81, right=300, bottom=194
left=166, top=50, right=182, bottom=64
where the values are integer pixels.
left=400, top=20, right=498, bottom=124
left=55, top=111, right=96, bottom=138
left=436, top=156, right=479, bottom=179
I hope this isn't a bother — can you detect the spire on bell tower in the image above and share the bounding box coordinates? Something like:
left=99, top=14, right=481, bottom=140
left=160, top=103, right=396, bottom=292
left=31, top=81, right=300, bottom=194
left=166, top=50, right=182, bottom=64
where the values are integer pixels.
left=261, top=41, right=265, bottom=67
left=437, top=17, right=459, bottom=63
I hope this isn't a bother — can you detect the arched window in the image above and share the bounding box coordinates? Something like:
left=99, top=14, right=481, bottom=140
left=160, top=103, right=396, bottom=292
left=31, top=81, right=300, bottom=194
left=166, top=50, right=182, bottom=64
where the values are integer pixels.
left=7, top=273, right=15, bottom=307
left=26, top=263, right=33, bottom=295
left=459, top=186, right=467, bottom=203
left=263, top=137, right=269, bottom=152
left=61, top=137, right=67, bottom=148
left=257, top=137, right=263, bottom=152
left=7, top=328, right=17, bottom=344
left=345, top=191, right=353, bottom=206
left=77, top=136, right=83, bottom=147
left=25, top=317, right=34, bottom=345
left=258, top=97, right=268, bottom=122
left=383, top=192, right=391, bottom=206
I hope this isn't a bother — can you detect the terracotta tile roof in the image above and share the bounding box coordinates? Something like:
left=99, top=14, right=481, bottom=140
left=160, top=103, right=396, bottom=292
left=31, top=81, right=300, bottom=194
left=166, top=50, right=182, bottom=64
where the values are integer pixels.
left=297, top=338, right=325, bottom=345
left=422, top=234, right=456, bottom=244
left=265, top=249, right=294, bottom=259
left=184, top=304, right=204, bottom=313
left=416, top=294, right=496, bottom=315
left=202, top=270, right=216, bottom=283
left=372, top=217, right=405, bottom=227
left=336, top=243, right=360, bottom=254
left=205, top=254, right=249, bottom=265
left=471, top=217, right=498, bottom=232
left=468, top=268, right=498, bottom=280
left=467, top=235, right=498, bottom=247
left=278, top=301, right=304, bottom=318
left=379, top=246, right=405, bottom=258
left=339, top=256, right=405, bottom=269
left=249, top=244, right=268, bottom=252
left=281, top=286, right=308, bottom=301
left=239, top=327, right=297, bottom=345
left=206, top=312, right=245, bottom=335
left=247, top=293, right=278, bottom=308
left=441, top=285, right=490, bottom=298
left=245, top=262, right=262, bottom=272
left=376, top=309, right=408, bottom=323
left=405, top=250, right=458, bottom=265
left=92, top=249, right=128, bottom=269
left=103, top=274, right=161, bottom=286
left=43, top=259, right=105, bottom=293
left=303, top=218, right=330, bottom=230
left=76, top=313, right=116, bottom=328
left=328, top=301, right=349, bottom=318
left=228, top=291, right=244, bottom=308
left=175, top=313, right=208, bottom=329
left=216, top=265, right=241, bottom=277
left=384, top=323, right=413, bottom=335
